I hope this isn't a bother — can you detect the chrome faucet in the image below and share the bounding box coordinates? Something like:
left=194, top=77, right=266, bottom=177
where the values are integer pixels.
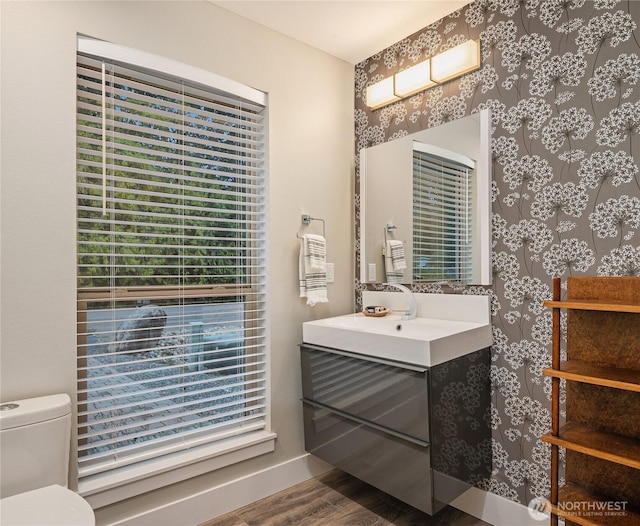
left=383, top=283, right=417, bottom=320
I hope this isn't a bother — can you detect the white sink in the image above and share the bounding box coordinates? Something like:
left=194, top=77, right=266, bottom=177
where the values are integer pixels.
left=303, top=293, right=492, bottom=367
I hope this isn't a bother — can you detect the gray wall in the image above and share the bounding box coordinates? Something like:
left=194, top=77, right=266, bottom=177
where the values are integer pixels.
left=355, top=0, right=640, bottom=505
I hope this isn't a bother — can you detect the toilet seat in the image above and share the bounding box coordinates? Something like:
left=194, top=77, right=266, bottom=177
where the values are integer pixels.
left=0, top=484, right=95, bottom=525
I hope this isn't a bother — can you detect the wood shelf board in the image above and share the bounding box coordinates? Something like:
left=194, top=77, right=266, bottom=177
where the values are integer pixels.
left=544, top=299, right=640, bottom=313
left=543, top=362, right=640, bottom=392
left=550, top=483, right=640, bottom=526
left=542, top=423, right=640, bottom=469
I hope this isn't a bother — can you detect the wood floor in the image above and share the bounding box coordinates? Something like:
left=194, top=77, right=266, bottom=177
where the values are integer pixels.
left=200, top=469, right=490, bottom=526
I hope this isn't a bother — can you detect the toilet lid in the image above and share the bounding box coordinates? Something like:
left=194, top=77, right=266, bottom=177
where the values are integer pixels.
left=0, top=485, right=95, bottom=526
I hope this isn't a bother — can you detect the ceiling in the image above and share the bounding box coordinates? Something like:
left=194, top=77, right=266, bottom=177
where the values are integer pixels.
left=209, top=1, right=472, bottom=64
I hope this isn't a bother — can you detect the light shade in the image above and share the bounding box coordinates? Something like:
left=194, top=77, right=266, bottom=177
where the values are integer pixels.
left=430, top=39, right=480, bottom=83
left=366, top=77, right=399, bottom=109
left=394, top=59, right=436, bottom=97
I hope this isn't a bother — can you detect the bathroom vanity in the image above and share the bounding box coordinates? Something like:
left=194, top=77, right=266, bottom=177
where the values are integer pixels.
left=300, top=292, right=493, bottom=515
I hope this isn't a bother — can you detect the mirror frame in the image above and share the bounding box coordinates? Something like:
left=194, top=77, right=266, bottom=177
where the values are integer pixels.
left=359, top=109, right=492, bottom=286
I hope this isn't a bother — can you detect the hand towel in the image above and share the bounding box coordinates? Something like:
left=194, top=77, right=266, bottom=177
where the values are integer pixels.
left=384, top=240, right=405, bottom=283
left=387, top=240, right=406, bottom=271
left=299, top=234, right=329, bottom=306
left=304, top=234, right=327, bottom=273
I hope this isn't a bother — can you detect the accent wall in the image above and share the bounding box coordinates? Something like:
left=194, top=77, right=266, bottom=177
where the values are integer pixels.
left=355, top=0, right=640, bottom=506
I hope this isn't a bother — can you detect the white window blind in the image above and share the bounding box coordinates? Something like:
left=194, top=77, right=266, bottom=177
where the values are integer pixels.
left=412, top=143, right=473, bottom=283
left=76, top=43, right=267, bottom=478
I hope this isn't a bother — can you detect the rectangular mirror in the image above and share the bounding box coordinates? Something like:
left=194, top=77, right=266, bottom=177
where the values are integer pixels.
left=360, top=109, right=492, bottom=285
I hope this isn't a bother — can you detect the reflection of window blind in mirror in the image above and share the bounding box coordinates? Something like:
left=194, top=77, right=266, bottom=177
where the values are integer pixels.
left=412, top=143, right=473, bottom=283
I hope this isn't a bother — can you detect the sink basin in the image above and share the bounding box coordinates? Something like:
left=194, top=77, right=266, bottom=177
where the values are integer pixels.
left=303, top=312, right=492, bottom=367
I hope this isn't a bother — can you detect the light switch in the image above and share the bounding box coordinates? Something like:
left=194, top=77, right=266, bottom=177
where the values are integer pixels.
left=326, top=263, right=335, bottom=283
left=368, top=263, right=376, bottom=282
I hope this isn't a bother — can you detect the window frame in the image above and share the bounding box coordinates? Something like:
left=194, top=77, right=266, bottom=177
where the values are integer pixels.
left=75, top=36, right=274, bottom=506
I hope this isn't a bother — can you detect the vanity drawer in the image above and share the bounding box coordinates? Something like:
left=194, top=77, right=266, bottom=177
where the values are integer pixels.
left=303, top=401, right=434, bottom=514
left=300, top=344, right=430, bottom=442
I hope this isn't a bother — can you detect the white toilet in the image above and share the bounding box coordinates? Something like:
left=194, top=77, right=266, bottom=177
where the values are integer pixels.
left=0, top=394, right=95, bottom=525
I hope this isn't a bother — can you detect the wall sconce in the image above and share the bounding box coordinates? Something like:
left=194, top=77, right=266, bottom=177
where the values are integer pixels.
left=365, top=39, right=480, bottom=109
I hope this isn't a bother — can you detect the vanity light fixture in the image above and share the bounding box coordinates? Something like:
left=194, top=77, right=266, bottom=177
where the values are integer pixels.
left=365, top=39, right=480, bottom=109
left=394, top=59, right=435, bottom=97
left=430, top=39, right=481, bottom=83
left=365, top=76, right=400, bottom=109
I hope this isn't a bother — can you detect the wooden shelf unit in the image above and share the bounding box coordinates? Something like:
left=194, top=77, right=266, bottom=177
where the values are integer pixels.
left=542, top=277, right=640, bottom=526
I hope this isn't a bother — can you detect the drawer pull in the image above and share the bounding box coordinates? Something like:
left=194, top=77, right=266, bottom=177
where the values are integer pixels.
left=302, top=398, right=430, bottom=448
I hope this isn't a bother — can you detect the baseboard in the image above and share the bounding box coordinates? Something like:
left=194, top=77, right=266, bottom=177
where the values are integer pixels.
left=450, top=486, right=541, bottom=526
left=103, top=454, right=539, bottom=526
left=103, top=454, right=333, bottom=526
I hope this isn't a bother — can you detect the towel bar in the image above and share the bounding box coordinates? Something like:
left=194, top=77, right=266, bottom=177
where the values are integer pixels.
left=297, top=214, right=325, bottom=238
left=384, top=223, right=405, bottom=245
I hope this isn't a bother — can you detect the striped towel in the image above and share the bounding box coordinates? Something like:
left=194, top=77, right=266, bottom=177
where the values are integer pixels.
left=385, top=240, right=405, bottom=283
left=304, top=234, right=327, bottom=272
left=387, top=240, right=406, bottom=271
left=299, top=234, right=329, bottom=306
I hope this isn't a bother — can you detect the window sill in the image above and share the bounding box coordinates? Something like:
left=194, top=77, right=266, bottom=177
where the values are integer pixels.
left=79, top=431, right=277, bottom=509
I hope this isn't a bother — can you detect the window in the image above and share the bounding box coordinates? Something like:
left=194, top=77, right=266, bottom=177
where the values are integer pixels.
left=412, top=142, right=473, bottom=283
left=76, top=38, right=268, bottom=481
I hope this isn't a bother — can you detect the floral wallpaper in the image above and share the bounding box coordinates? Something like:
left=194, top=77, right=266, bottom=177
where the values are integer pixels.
left=354, top=0, right=640, bottom=506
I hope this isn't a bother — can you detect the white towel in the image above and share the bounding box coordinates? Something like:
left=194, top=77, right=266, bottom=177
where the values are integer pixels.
left=384, top=240, right=405, bottom=283
left=304, top=234, right=327, bottom=272
left=299, top=234, right=329, bottom=306
left=387, top=240, right=406, bottom=271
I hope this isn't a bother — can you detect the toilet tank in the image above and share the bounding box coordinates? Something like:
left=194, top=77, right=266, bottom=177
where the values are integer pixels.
left=0, top=394, right=72, bottom=498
